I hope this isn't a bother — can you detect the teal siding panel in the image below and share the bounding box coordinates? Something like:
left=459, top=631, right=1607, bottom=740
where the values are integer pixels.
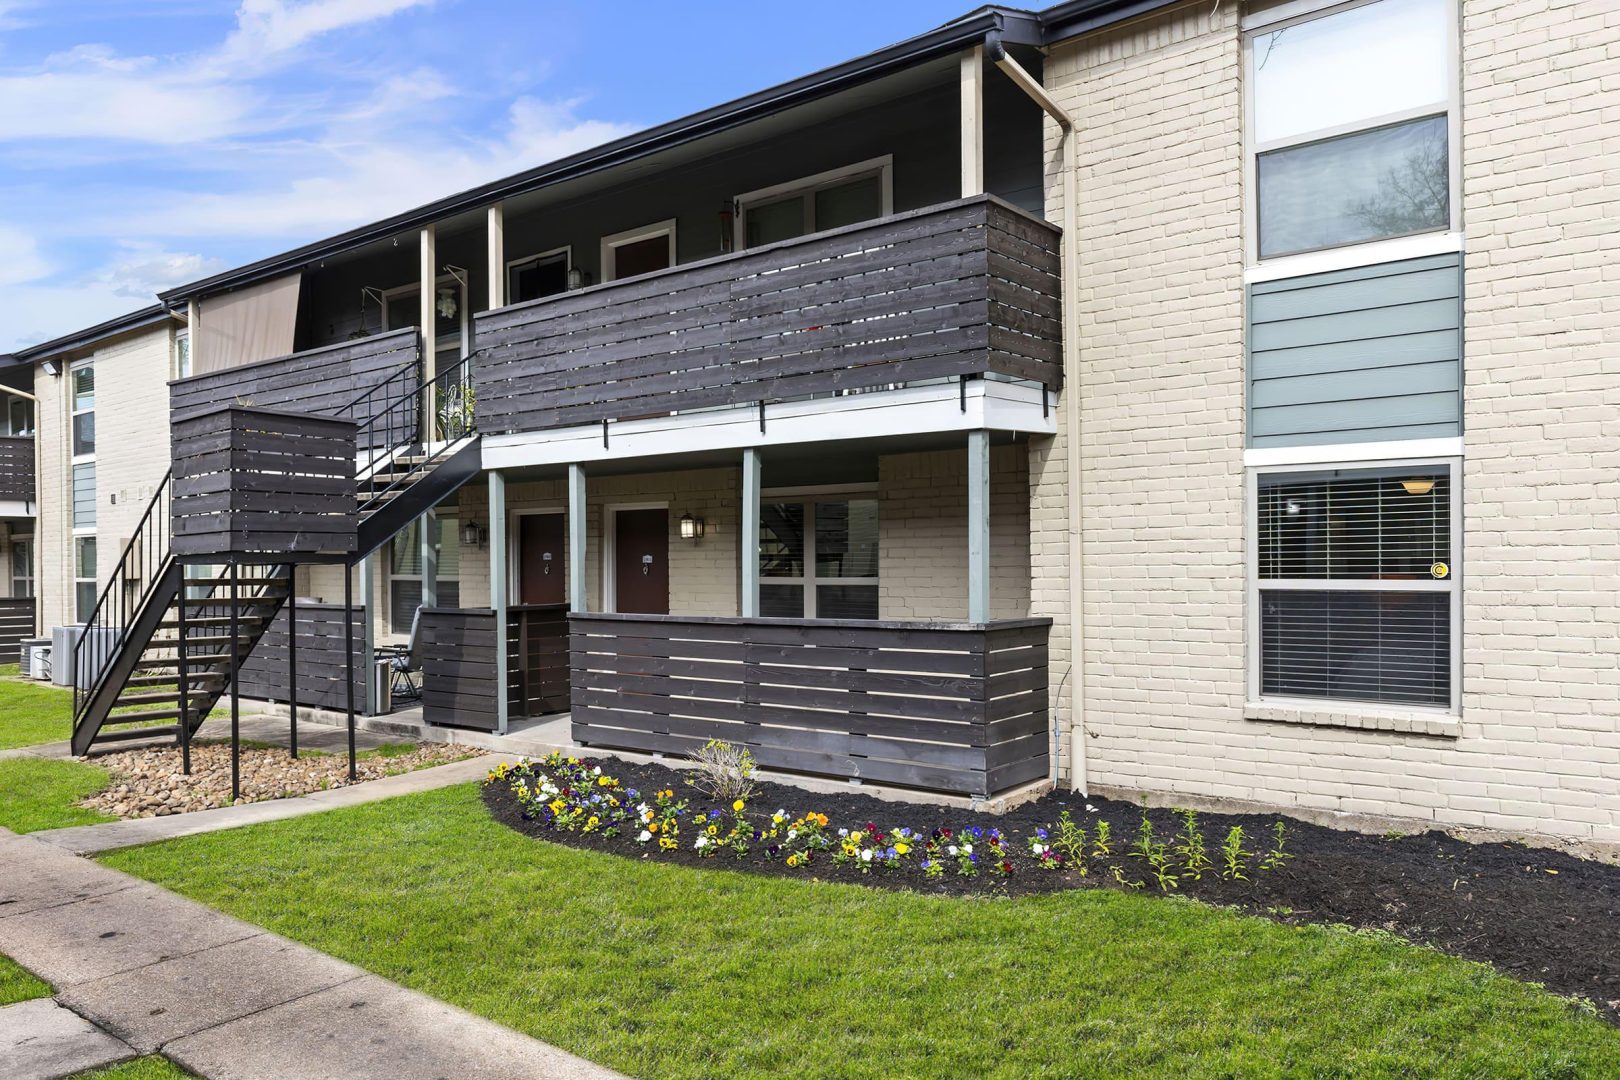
left=1248, top=254, right=1462, bottom=447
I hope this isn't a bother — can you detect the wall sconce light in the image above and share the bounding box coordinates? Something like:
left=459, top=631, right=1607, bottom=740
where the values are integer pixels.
left=1400, top=479, right=1436, bottom=496
left=566, top=267, right=591, bottom=290
left=460, top=519, right=489, bottom=549
left=41, top=360, right=59, bottom=377
left=679, top=512, right=706, bottom=541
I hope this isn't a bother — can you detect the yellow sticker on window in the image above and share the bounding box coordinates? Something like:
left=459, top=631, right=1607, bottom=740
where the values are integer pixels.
left=1431, top=562, right=1449, bottom=580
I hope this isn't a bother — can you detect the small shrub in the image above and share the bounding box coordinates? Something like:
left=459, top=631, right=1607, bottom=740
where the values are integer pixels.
left=1260, top=820, right=1293, bottom=872
left=1175, top=809, right=1212, bottom=881
left=687, top=739, right=758, bottom=803
left=1221, top=826, right=1252, bottom=881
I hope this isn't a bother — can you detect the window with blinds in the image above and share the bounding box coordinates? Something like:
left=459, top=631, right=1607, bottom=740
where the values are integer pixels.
left=1254, top=463, right=1456, bottom=709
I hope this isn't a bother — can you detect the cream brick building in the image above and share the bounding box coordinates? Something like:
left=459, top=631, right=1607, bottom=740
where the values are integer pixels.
left=19, top=0, right=1617, bottom=840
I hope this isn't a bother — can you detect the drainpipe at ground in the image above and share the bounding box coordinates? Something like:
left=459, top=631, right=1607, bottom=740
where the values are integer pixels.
left=986, top=35, right=1088, bottom=795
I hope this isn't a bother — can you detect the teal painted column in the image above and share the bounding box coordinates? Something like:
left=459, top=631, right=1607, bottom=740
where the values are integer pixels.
left=967, top=429, right=990, bottom=624
left=359, top=555, right=377, bottom=715
left=741, top=449, right=761, bottom=618
left=568, top=464, right=587, bottom=612
left=489, top=470, right=509, bottom=734
left=419, top=507, right=438, bottom=610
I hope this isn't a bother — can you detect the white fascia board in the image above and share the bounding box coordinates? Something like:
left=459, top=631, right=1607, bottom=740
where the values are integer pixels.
left=481, top=381, right=1056, bottom=471
left=1243, top=437, right=1464, bottom=469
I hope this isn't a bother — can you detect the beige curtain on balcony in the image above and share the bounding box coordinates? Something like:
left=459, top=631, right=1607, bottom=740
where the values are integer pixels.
left=194, top=273, right=302, bottom=374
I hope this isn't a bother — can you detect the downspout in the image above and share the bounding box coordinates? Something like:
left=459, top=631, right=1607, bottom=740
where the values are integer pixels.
left=985, top=33, right=1088, bottom=795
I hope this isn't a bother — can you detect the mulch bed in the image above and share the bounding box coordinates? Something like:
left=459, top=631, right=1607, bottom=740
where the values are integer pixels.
left=482, top=755, right=1620, bottom=1022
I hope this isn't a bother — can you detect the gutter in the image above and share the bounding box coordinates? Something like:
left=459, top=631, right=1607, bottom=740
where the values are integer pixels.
left=984, top=33, right=1088, bottom=796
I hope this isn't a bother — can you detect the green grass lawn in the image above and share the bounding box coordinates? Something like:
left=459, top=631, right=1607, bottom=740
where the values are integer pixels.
left=101, top=783, right=1620, bottom=1080
left=0, top=757, right=116, bottom=833
left=0, top=670, right=73, bottom=750
left=0, top=951, right=51, bottom=1006
left=70, top=1058, right=196, bottom=1080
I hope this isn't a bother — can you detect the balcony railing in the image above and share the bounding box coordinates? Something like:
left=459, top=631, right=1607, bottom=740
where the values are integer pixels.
left=570, top=613, right=1052, bottom=797
left=0, top=436, right=34, bottom=503
left=473, top=194, right=1062, bottom=436
left=418, top=604, right=570, bottom=731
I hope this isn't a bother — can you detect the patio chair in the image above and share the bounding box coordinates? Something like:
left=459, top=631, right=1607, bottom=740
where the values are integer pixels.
left=376, top=606, right=424, bottom=704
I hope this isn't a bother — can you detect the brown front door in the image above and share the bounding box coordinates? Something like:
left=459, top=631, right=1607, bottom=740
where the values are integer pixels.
left=613, top=508, right=668, bottom=614
left=518, top=514, right=566, bottom=606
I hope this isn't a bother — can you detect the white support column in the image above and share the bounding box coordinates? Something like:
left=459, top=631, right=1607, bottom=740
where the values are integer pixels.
left=568, top=463, right=587, bottom=612
left=486, top=203, right=505, bottom=311
left=741, top=449, right=761, bottom=618
left=489, top=470, right=509, bottom=734
left=419, top=224, right=437, bottom=438
left=967, top=429, right=990, bottom=624
left=359, top=555, right=377, bottom=715
left=960, top=45, right=985, bottom=198
left=420, top=508, right=438, bottom=610
left=185, top=299, right=200, bottom=372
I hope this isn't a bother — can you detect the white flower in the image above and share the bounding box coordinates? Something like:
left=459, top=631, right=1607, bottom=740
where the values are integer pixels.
left=838, top=828, right=848, bottom=837
left=860, top=849, right=873, bottom=862
left=637, top=830, right=652, bottom=843
left=787, top=829, right=798, bottom=840
left=962, top=843, right=973, bottom=855
left=592, top=766, right=602, bottom=776
left=695, top=835, right=709, bottom=849
left=1085, top=803, right=1097, bottom=813
left=947, top=845, right=958, bottom=856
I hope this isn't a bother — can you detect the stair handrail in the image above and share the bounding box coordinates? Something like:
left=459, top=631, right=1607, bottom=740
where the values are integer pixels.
left=72, top=469, right=173, bottom=729
left=350, top=353, right=476, bottom=514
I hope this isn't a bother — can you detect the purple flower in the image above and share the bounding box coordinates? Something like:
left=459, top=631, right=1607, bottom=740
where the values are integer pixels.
left=969, top=853, right=979, bottom=864
left=921, top=859, right=932, bottom=869
left=1035, top=827, right=1049, bottom=840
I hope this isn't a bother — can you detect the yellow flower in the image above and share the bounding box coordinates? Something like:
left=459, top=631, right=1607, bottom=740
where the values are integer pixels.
left=816, top=814, right=829, bottom=827
left=895, top=843, right=910, bottom=855
left=587, top=816, right=600, bottom=827
left=851, top=831, right=864, bottom=844
left=707, top=825, right=718, bottom=836
left=733, top=799, right=746, bottom=812
left=647, top=823, right=659, bottom=834
left=786, top=854, right=800, bottom=867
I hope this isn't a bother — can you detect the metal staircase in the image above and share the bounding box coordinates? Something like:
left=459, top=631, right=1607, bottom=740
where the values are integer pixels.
left=70, top=353, right=480, bottom=757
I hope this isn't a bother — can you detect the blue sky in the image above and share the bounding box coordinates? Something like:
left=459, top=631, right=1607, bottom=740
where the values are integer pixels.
left=0, top=1, right=966, bottom=350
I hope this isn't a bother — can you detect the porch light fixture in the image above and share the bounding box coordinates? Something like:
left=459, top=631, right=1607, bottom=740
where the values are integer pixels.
left=436, top=287, right=458, bottom=320
left=679, top=512, right=705, bottom=541
left=567, top=267, right=591, bottom=290
left=1401, top=479, right=1436, bottom=496
left=460, top=519, right=488, bottom=549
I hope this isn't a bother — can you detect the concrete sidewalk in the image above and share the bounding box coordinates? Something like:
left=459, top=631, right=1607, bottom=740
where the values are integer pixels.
left=30, top=753, right=508, bottom=855
left=0, top=829, right=623, bottom=1080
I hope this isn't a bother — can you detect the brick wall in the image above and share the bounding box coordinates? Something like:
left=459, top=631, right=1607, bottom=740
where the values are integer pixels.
left=878, top=444, right=1030, bottom=621
left=1034, top=0, right=1620, bottom=848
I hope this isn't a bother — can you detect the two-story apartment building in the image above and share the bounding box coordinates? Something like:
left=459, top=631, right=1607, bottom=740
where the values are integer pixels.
left=18, top=0, right=1618, bottom=849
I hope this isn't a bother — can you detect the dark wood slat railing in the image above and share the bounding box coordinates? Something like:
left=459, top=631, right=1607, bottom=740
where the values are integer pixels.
left=473, top=195, right=1061, bottom=436
left=170, top=329, right=418, bottom=451
left=237, top=603, right=364, bottom=711
left=570, top=612, right=1051, bottom=797
left=0, top=437, right=34, bottom=502
left=0, top=597, right=34, bottom=665
left=171, top=405, right=357, bottom=559
left=419, top=605, right=571, bottom=731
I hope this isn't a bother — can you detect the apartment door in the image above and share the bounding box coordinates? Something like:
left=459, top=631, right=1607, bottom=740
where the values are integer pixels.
left=612, top=508, right=668, bottom=615
left=518, top=513, right=566, bottom=606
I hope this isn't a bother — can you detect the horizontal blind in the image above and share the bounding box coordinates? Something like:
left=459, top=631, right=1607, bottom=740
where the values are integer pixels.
left=1259, top=466, right=1449, bottom=580
left=1261, top=589, right=1449, bottom=707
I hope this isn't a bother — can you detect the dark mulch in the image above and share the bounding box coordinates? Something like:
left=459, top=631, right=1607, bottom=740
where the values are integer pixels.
left=481, top=755, right=1620, bottom=1022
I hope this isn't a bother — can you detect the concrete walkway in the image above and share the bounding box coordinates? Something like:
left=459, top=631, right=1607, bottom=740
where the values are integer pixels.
left=30, top=753, right=508, bottom=855
left=0, top=829, right=623, bottom=1079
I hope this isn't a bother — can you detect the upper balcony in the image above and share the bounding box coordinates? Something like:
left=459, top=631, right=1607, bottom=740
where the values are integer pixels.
left=0, top=435, right=34, bottom=507
left=470, top=194, right=1061, bottom=443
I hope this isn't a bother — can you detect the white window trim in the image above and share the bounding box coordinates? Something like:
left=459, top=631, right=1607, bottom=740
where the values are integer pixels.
left=600, top=221, right=677, bottom=282
left=172, top=327, right=192, bottom=381
left=759, top=491, right=879, bottom=620
left=506, top=506, right=566, bottom=604
left=733, top=155, right=895, bottom=251
left=505, top=246, right=572, bottom=305
left=381, top=274, right=470, bottom=358
left=1245, top=455, right=1463, bottom=717
left=1242, top=0, right=1462, bottom=271
left=1244, top=435, right=1463, bottom=468
left=602, top=501, right=669, bottom=614
left=73, top=535, right=96, bottom=623
left=10, top=533, right=33, bottom=599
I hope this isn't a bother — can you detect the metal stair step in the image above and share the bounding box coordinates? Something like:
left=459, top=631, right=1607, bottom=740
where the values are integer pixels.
left=93, top=725, right=183, bottom=744
left=105, top=708, right=204, bottom=725
left=126, top=672, right=225, bottom=687
left=155, top=615, right=269, bottom=629
left=147, top=635, right=243, bottom=648
left=137, top=653, right=238, bottom=668
left=114, top=691, right=186, bottom=706
left=178, top=593, right=288, bottom=610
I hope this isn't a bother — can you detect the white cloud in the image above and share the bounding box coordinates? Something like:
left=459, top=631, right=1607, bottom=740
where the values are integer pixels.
left=0, top=223, right=52, bottom=286
left=218, top=0, right=435, bottom=67
left=88, top=243, right=228, bottom=300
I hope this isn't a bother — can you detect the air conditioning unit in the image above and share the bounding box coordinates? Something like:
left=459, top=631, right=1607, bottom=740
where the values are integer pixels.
left=22, top=639, right=50, bottom=680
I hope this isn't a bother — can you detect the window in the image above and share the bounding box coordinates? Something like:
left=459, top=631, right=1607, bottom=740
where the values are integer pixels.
left=174, top=329, right=192, bottom=380
left=74, top=536, right=96, bottom=623
left=508, top=248, right=570, bottom=304
left=70, top=361, right=94, bottom=457
left=735, top=157, right=893, bottom=250
left=1247, top=0, right=1455, bottom=260
left=601, top=221, right=676, bottom=282
left=10, top=536, right=32, bottom=598
left=1251, top=461, right=1458, bottom=710
left=759, top=495, right=878, bottom=619
left=389, top=516, right=461, bottom=629
left=3, top=394, right=32, bottom=436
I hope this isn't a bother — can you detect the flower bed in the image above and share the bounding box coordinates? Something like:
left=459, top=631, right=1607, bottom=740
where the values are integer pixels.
left=483, top=753, right=1620, bottom=1023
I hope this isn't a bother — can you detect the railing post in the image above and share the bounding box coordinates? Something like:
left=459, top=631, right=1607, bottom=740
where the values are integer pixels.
left=287, top=585, right=298, bottom=759
left=968, top=429, right=991, bottom=624
left=568, top=464, right=587, bottom=613
left=489, top=469, right=509, bottom=734
left=177, top=565, right=191, bottom=775
left=229, top=561, right=240, bottom=802
left=360, top=555, right=378, bottom=716
left=420, top=225, right=437, bottom=442
left=420, top=507, right=439, bottom=610
left=741, top=449, right=760, bottom=618
left=345, top=566, right=357, bottom=781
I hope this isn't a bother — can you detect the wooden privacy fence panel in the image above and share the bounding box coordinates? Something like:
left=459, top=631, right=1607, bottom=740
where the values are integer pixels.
left=570, top=613, right=1051, bottom=797
left=419, top=607, right=572, bottom=731
left=171, top=405, right=357, bottom=559
left=0, top=437, right=33, bottom=502
left=474, top=195, right=1061, bottom=435
left=0, top=598, right=33, bottom=665
left=237, top=603, right=363, bottom=711
left=169, top=329, right=418, bottom=451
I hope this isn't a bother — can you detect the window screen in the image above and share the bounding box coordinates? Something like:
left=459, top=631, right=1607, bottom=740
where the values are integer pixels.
left=1256, top=464, right=1454, bottom=709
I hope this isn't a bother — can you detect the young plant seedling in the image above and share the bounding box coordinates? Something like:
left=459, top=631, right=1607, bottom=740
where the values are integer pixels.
left=1175, top=809, right=1212, bottom=881
left=1221, top=825, right=1251, bottom=881
left=1260, top=820, right=1293, bottom=872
